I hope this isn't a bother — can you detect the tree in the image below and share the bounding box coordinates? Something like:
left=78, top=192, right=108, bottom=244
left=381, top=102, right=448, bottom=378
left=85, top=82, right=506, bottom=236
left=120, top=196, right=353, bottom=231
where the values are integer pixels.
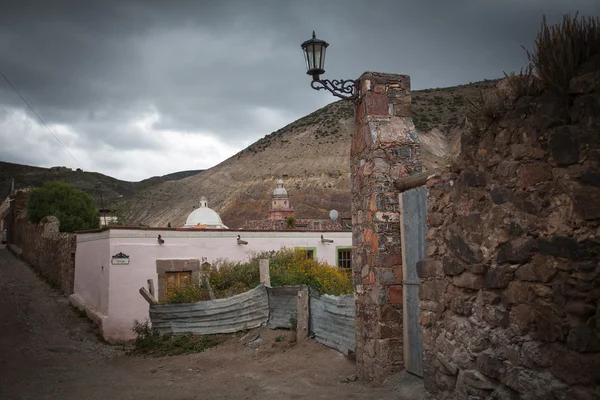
left=285, top=216, right=296, bottom=229
left=27, top=181, right=100, bottom=233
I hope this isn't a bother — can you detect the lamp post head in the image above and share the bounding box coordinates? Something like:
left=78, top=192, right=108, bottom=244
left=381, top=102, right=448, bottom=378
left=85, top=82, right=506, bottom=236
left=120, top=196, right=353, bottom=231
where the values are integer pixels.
left=300, top=31, right=359, bottom=102
left=301, top=31, right=329, bottom=81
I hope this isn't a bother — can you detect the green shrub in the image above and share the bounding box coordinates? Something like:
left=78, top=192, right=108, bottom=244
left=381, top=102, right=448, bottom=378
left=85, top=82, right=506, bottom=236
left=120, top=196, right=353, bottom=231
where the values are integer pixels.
left=131, top=319, right=223, bottom=357
left=27, top=181, right=99, bottom=233
left=162, top=249, right=354, bottom=304
left=525, top=13, right=600, bottom=94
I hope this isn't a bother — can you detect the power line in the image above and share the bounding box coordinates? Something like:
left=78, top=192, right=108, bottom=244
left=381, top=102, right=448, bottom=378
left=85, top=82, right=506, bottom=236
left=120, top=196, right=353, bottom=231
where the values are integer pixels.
left=0, top=70, right=83, bottom=170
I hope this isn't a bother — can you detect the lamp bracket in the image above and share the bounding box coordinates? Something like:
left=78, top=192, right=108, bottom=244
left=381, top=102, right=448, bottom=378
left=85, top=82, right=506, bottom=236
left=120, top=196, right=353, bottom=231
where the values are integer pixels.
left=311, top=79, right=359, bottom=103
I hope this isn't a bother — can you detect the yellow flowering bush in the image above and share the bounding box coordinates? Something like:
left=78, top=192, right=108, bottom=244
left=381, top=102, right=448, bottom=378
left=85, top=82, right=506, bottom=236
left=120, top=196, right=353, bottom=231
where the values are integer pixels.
left=164, top=248, right=354, bottom=303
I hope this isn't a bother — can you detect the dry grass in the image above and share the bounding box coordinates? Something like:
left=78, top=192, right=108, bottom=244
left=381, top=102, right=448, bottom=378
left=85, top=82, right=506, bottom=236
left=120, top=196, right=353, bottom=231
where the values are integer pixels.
left=525, top=13, right=600, bottom=94
left=503, top=65, right=542, bottom=99
left=466, top=88, right=507, bottom=128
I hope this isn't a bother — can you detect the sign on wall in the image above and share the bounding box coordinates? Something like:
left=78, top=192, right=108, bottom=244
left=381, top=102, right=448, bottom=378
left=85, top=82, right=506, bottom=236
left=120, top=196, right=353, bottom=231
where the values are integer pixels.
left=111, top=252, right=130, bottom=265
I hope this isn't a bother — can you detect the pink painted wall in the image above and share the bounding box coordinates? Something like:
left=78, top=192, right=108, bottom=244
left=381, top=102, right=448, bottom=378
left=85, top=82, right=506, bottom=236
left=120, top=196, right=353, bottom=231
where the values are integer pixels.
left=74, top=229, right=352, bottom=341
left=72, top=231, right=110, bottom=323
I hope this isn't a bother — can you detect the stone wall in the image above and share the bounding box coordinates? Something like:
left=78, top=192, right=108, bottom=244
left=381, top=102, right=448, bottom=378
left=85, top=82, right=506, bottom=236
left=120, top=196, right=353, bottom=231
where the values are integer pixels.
left=244, top=218, right=343, bottom=231
left=351, top=72, right=422, bottom=383
left=419, top=66, right=600, bottom=398
left=8, top=191, right=77, bottom=295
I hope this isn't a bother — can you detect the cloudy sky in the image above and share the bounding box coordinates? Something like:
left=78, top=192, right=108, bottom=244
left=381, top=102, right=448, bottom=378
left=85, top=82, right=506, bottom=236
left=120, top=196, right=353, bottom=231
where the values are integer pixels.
left=0, top=0, right=597, bottom=181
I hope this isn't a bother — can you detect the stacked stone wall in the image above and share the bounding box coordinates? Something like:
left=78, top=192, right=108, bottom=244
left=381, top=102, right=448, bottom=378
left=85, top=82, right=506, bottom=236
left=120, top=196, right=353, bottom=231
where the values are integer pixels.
left=420, top=66, right=600, bottom=398
left=8, top=191, right=76, bottom=295
left=351, top=72, right=422, bottom=383
left=243, top=218, right=342, bottom=231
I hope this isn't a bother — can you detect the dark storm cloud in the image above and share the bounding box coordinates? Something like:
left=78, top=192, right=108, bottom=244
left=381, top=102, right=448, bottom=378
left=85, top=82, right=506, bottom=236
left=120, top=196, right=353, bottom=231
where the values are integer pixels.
left=0, top=0, right=598, bottom=180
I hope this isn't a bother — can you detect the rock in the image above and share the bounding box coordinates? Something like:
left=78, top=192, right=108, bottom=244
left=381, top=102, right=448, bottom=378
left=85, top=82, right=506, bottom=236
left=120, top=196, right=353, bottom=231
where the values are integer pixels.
left=562, top=386, right=600, bottom=400
left=458, top=170, right=489, bottom=187
left=150, top=368, right=158, bottom=374
left=571, top=185, right=600, bottom=220
left=484, top=265, right=518, bottom=289
left=531, top=254, right=558, bottom=282
left=548, top=126, right=580, bottom=166
left=518, top=163, right=552, bottom=189
left=551, top=347, right=600, bottom=385
left=446, top=229, right=483, bottom=265
left=460, top=369, right=497, bottom=390
left=435, top=370, right=457, bottom=391
left=515, top=264, right=537, bottom=281
left=490, top=187, right=512, bottom=204
left=569, top=70, right=600, bottom=94
left=443, top=256, right=467, bottom=276
left=496, top=238, right=536, bottom=264
left=582, top=169, right=600, bottom=187
left=533, top=303, right=567, bottom=342
left=533, top=95, right=568, bottom=130
left=416, top=259, right=441, bottom=279
left=436, top=352, right=459, bottom=375
left=538, top=236, right=597, bottom=261
left=567, top=321, right=600, bottom=353
left=531, top=284, right=553, bottom=299
left=564, top=301, right=596, bottom=318
left=482, top=291, right=501, bottom=305
left=496, top=161, right=519, bottom=178
left=519, top=341, right=553, bottom=369
left=453, top=272, right=483, bottom=290
left=509, top=304, right=534, bottom=335
left=503, top=281, right=532, bottom=304
left=476, top=353, right=506, bottom=380
left=571, top=93, right=600, bottom=129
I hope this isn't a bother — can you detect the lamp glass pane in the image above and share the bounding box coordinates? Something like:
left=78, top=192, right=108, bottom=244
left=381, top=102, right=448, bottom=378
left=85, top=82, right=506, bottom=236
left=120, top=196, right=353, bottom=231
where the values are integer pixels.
left=320, top=45, right=326, bottom=70
left=314, top=44, right=321, bottom=70
left=303, top=50, right=309, bottom=71
left=305, top=44, right=315, bottom=70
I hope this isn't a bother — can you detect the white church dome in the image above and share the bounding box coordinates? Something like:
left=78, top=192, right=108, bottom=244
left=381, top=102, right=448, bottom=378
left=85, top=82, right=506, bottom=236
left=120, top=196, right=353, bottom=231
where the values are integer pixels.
left=184, top=197, right=227, bottom=228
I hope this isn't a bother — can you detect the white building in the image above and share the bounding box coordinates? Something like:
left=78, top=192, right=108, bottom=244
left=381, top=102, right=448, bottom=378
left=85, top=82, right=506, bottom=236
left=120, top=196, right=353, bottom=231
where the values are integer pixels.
left=183, top=196, right=228, bottom=229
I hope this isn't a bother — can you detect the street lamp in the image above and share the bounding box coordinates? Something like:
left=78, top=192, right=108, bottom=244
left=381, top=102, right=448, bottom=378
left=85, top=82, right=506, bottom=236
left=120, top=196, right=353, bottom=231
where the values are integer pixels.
left=301, top=31, right=359, bottom=103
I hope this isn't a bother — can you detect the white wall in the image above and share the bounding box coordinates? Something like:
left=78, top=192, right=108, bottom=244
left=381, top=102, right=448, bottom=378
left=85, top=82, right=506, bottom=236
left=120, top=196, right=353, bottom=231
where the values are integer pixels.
left=71, top=231, right=111, bottom=328
left=73, top=228, right=352, bottom=341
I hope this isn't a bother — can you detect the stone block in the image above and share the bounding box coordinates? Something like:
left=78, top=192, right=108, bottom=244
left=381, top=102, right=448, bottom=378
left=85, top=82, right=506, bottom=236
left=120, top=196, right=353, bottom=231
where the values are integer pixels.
left=548, top=126, right=580, bottom=165
left=503, top=281, right=532, bottom=304
left=459, top=369, right=497, bottom=390
left=476, top=353, right=506, bottom=380
left=490, top=187, right=512, bottom=204
left=446, top=228, right=483, bottom=265
left=443, top=256, right=467, bottom=276
left=496, top=161, right=519, bottom=177
left=509, top=303, right=534, bottom=334
left=571, top=185, right=600, bottom=220
left=518, top=162, right=552, bottom=189
left=484, top=265, right=518, bottom=289
left=453, top=272, right=483, bottom=290
left=416, top=259, right=441, bottom=278
left=386, top=284, right=403, bottom=304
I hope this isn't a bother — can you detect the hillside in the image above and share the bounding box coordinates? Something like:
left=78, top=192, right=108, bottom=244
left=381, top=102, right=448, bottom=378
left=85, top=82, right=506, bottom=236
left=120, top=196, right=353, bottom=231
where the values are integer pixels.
left=120, top=80, right=499, bottom=228
left=0, top=162, right=203, bottom=208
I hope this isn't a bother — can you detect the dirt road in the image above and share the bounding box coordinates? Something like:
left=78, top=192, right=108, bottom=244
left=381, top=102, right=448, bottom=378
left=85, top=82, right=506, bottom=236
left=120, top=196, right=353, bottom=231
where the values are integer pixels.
left=0, top=246, right=425, bottom=400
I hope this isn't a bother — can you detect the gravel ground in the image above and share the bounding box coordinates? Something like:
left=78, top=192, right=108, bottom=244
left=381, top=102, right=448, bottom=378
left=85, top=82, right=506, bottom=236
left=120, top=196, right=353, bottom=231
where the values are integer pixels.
left=0, top=245, right=425, bottom=400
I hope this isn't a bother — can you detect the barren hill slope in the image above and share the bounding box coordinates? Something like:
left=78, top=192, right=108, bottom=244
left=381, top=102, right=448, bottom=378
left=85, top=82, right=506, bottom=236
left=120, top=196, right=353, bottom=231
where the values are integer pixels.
left=122, top=80, right=498, bottom=228
left=0, top=161, right=203, bottom=208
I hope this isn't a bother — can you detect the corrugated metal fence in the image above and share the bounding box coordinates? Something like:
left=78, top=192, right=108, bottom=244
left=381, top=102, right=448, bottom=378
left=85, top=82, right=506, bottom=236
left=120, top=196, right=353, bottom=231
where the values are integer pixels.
left=148, top=284, right=356, bottom=354
left=150, top=284, right=269, bottom=335
left=309, top=288, right=356, bottom=355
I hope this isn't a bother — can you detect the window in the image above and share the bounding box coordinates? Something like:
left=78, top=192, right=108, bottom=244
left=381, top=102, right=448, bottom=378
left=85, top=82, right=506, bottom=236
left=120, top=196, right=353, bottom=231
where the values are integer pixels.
left=165, top=271, right=192, bottom=297
left=297, top=248, right=315, bottom=260
left=338, top=248, right=352, bottom=270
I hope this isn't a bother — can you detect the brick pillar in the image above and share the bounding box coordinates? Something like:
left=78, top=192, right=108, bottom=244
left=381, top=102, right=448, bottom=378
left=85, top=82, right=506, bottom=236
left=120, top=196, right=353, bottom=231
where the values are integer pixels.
left=351, top=72, right=421, bottom=383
